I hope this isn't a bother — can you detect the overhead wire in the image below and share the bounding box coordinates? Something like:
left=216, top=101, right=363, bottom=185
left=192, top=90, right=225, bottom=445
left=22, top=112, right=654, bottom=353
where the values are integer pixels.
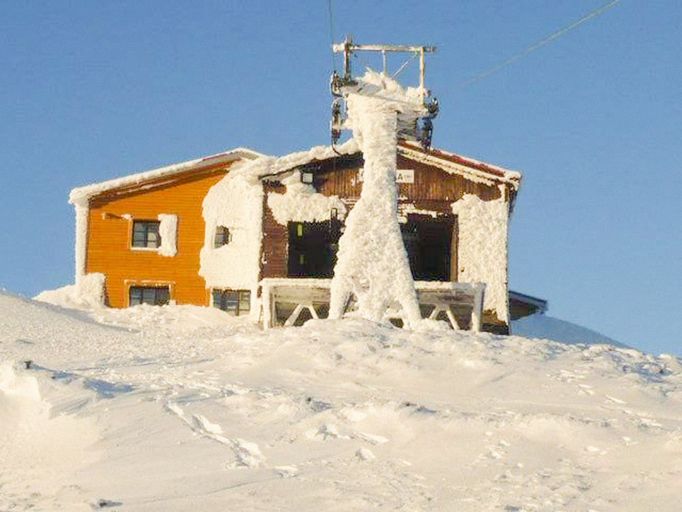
left=459, top=0, right=621, bottom=88
left=392, top=51, right=419, bottom=79
left=327, top=0, right=342, bottom=155
left=327, top=0, right=337, bottom=72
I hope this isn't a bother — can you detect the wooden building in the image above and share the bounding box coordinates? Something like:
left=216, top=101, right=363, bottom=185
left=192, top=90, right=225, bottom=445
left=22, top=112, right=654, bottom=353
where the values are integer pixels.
left=69, top=148, right=262, bottom=308
left=70, top=140, right=532, bottom=333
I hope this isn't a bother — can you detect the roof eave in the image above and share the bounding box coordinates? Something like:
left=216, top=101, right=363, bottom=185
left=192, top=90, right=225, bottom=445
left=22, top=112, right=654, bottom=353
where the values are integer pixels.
left=69, top=147, right=264, bottom=206
left=398, top=142, right=522, bottom=190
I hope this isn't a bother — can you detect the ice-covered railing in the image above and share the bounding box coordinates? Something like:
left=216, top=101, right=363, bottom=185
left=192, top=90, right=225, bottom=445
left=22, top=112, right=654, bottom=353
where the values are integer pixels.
left=261, top=278, right=485, bottom=331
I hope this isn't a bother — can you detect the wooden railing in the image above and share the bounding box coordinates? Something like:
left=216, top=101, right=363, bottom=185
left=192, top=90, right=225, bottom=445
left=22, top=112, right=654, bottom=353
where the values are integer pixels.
left=260, top=278, right=485, bottom=331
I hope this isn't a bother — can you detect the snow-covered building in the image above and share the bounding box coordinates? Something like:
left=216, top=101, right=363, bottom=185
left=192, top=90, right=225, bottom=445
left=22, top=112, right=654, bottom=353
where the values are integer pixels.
left=69, top=140, right=523, bottom=333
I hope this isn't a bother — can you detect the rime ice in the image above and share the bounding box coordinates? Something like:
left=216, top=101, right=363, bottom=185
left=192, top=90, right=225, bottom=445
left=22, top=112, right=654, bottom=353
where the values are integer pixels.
left=329, top=71, right=428, bottom=326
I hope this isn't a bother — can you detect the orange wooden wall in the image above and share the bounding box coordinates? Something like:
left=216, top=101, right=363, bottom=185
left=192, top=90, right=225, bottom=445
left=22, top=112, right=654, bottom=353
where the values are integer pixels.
left=86, top=167, right=230, bottom=308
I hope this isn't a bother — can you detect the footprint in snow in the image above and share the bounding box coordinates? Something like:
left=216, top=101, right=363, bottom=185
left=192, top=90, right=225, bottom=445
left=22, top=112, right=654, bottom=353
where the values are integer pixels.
left=273, top=465, right=298, bottom=478
left=311, top=423, right=350, bottom=440
left=356, top=431, right=389, bottom=445
left=585, top=445, right=607, bottom=455
left=578, top=384, right=595, bottom=396
left=191, top=414, right=223, bottom=435
left=356, top=447, right=376, bottom=461
left=166, top=402, right=265, bottom=468
left=483, top=439, right=510, bottom=460
left=226, top=439, right=266, bottom=469
left=91, top=499, right=123, bottom=509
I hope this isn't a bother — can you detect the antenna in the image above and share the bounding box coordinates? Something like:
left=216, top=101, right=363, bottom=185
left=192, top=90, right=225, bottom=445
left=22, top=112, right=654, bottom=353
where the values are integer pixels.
left=329, top=36, right=439, bottom=149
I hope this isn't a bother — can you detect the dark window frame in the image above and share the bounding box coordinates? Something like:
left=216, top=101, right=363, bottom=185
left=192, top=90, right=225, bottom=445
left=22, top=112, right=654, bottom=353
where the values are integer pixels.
left=132, top=220, right=161, bottom=249
left=211, top=289, right=251, bottom=316
left=129, top=285, right=170, bottom=306
left=214, top=226, right=231, bottom=248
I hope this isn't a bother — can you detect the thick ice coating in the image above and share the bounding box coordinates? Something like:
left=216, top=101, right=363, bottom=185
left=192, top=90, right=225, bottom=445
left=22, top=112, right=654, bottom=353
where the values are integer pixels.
left=329, top=71, right=427, bottom=327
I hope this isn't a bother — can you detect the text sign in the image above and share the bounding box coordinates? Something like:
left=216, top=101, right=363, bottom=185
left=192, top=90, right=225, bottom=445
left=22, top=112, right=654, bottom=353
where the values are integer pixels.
left=357, top=169, right=415, bottom=183
left=396, top=169, right=415, bottom=183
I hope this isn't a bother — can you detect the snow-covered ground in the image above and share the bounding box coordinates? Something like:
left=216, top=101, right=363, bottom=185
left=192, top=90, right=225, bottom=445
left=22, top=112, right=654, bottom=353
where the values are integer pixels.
left=1, top=289, right=681, bottom=511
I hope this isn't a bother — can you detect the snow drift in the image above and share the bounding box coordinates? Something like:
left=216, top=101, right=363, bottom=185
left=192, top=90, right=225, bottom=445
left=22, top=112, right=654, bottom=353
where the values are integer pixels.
left=0, top=361, right=99, bottom=511
left=33, top=272, right=105, bottom=310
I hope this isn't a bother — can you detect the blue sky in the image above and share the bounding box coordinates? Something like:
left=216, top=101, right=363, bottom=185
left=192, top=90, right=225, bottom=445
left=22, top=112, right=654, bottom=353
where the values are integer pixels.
left=0, top=1, right=679, bottom=354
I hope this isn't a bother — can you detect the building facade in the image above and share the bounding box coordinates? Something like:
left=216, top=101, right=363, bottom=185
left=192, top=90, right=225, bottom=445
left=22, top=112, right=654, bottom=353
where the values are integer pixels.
left=70, top=141, right=523, bottom=333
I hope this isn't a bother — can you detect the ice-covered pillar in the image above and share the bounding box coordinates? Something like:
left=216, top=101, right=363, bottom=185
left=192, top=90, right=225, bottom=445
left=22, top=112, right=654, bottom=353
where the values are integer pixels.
left=73, top=203, right=89, bottom=286
left=329, top=73, right=422, bottom=327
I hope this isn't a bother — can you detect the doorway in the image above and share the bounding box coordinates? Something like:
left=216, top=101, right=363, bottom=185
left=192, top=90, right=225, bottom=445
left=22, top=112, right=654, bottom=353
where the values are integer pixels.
left=287, top=220, right=341, bottom=278
left=401, top=215, right=454, bottom=281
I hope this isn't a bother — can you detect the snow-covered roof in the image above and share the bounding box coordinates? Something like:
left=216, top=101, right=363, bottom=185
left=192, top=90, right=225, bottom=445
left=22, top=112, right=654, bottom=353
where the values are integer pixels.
left=69, top=140, right=521, bottom=206
left=398, top=141, right=522, bottom=189
left=238, top=139, right=521, bottom=190
left=69, top=147, right=264, bottom=205
left=235, top=139, right=360, bottom=183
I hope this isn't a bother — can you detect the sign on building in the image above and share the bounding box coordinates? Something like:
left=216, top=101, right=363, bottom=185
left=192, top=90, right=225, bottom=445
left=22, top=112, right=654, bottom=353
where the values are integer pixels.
left=396, top=169, right=414, bottom=183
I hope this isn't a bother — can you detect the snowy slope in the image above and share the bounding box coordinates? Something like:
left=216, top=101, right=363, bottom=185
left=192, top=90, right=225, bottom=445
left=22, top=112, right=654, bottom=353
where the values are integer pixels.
left=2, top=289, right=681, bottom=511
left=512, top=313, right=629, bottom=348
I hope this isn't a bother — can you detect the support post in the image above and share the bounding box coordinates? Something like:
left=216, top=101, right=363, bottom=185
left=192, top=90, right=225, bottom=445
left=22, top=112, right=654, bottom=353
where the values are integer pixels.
left=471, top=284, right=485, bottom=333
left=261, top=282, right=272, bottom=329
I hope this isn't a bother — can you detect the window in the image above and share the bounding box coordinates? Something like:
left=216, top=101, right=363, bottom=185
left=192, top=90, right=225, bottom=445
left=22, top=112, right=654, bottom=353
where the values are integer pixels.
left=212, top=289, right=250, bottom=316
left=287, top=221, right=340, bottom=278
left=214, top=226, right=231, bottom=248
left=132, top=220, right=161, bottom=248
left=129, top=286, right=170, bottom=306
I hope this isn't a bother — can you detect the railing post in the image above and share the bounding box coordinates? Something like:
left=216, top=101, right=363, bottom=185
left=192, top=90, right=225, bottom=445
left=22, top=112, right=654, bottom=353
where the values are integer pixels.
left=471, top=284, right=485, bottom=333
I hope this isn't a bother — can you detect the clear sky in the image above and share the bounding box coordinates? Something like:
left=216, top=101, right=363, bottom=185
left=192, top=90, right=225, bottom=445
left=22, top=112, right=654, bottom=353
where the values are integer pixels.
left=0, top=1, right=679, bottom=354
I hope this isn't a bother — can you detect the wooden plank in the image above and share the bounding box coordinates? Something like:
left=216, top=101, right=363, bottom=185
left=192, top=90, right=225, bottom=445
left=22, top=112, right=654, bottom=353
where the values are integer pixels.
left=273, top=287, right=331, bottom=304
left=285, top=304, right=305, bottom=327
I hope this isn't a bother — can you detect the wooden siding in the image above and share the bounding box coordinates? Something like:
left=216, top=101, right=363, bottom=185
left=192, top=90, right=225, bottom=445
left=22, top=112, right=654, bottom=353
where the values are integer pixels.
left=311, top=153, right=503, bottom=202
left=262, top=152, right=507, bottom=283
left=261, top=151, right=512, bottom=333
left=261, top=182, right=289, bottom=279
left=86, top=166, right=231, bottom=308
